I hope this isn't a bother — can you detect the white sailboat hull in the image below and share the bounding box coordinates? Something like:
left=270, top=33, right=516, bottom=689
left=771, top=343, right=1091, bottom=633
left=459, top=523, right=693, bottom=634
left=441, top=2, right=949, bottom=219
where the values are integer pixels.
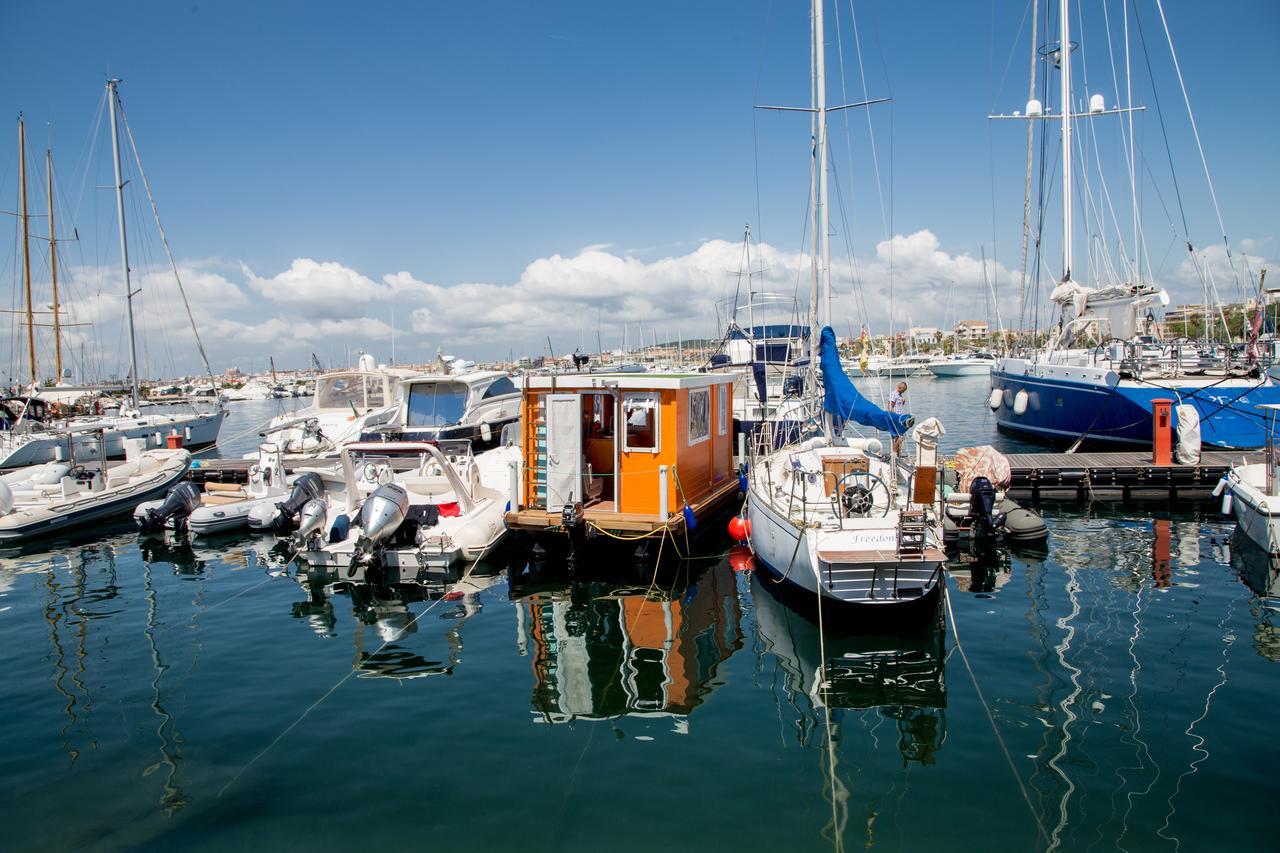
left=0, top=410, right=224, bottom=469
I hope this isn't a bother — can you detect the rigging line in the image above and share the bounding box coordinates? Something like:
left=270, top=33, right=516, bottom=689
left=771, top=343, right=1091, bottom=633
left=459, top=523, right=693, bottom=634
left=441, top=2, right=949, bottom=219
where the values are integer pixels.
left=1153, top=0, right=1253, bottom=296
left=1100, top=0, right=1139, bottom=283
left=751, top=0, right=776, bottom=246
left=70, top=90, right=107, bottom=228
left=943, top=579, right=1050, bottom=844
left=117, top=100, right=222, bottom=405
left=988, top=0, right=1037, bottom=114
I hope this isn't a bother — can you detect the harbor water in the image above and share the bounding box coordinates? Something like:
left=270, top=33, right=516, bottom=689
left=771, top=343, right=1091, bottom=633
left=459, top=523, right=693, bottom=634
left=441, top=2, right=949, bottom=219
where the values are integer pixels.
left=1, top=377, right=1276, bottom=851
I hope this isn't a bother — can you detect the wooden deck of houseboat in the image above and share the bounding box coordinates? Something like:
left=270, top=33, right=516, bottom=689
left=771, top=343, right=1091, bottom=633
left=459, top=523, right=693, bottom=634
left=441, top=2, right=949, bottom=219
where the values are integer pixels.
left=505, top=476, right=743, bottom=535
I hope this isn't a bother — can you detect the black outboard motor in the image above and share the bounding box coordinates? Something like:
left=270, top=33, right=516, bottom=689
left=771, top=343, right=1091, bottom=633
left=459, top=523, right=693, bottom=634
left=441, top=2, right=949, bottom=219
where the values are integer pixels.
left=270, top=472, right=324, bottom=529
left=967, top=476, right=1003, bottom=539
left=137, top=482, right=201, bottom=534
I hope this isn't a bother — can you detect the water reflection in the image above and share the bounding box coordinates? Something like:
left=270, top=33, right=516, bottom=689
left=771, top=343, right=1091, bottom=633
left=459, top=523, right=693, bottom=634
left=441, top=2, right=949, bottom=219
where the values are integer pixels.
left=751, top=573, right=947, bottom=765
left=509, top=556, right=743, bottom=726
left=1227, top=530, right=1280, bottom=661
left=289, top=565, right=503, bottom=680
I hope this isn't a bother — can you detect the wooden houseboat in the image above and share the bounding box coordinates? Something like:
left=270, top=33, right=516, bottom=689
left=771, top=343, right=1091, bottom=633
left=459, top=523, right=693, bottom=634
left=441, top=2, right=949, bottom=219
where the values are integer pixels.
left=504, top=373, right=741, bottom=555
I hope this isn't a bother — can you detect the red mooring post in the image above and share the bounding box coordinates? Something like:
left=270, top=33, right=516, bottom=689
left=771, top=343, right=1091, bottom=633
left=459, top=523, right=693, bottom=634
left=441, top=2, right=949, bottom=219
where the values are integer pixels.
left=1152, top=399, right=1173, bottom=466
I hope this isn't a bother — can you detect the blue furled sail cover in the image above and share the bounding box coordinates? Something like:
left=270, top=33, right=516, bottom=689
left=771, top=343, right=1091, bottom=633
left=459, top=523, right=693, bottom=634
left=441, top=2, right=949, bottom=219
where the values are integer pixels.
left=818, top=326, right=913, bottom=435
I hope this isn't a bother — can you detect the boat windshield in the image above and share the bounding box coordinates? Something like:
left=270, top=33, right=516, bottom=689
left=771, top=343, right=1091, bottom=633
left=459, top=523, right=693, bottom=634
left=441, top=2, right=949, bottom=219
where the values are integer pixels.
left=406, top=382, right=468, bottom=427
left=316, top=374, right=388, bottom=411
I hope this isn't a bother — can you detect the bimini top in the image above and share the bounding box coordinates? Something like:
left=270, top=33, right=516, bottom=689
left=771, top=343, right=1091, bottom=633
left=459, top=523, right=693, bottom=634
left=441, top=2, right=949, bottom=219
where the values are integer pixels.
left=522, top=373, right=728, bottom=391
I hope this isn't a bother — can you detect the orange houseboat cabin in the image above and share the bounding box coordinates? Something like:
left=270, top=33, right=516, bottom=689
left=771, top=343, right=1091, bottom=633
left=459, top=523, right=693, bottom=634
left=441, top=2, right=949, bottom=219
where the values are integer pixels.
left=505, top=373, right=741, bottom=538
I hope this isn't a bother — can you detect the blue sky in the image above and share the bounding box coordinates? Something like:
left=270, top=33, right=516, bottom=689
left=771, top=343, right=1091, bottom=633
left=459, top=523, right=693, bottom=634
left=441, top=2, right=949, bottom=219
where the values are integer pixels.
left=2, top=1, right=1277, bottom=378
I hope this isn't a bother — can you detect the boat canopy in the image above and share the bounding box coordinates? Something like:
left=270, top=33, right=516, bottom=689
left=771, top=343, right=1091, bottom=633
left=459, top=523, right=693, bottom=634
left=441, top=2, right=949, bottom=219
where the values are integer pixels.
left=818, top=326, right=912, bottom=435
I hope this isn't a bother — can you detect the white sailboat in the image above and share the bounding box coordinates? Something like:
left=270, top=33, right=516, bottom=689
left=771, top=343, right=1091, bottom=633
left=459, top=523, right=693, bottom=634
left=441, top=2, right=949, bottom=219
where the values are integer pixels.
left=0, top=83, right=226, bottom=468
left=745, top=0, right=947, bottom=623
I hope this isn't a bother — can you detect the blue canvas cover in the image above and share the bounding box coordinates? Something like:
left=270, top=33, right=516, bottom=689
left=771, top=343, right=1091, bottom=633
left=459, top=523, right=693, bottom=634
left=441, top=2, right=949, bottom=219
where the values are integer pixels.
left=818, top=326, right=913, bottom=435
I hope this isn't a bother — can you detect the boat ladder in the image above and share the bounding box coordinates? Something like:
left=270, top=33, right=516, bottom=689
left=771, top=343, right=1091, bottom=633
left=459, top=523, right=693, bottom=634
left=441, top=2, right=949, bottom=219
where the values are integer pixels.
left=897, top=510, right=928, bottom=560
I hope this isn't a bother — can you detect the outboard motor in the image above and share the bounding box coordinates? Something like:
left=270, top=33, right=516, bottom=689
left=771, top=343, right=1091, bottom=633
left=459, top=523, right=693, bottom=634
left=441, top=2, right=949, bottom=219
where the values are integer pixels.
left=359, top=483, right=410, bottom=545
left=269, top=472, right=324, bottom=530
left=136, top=482, right=201, bottom=534
left=288, top=498, right=328, bottom=549
left=967, top=476, right=1003, bottom=539
left=348, top=483, right=410, bottom=578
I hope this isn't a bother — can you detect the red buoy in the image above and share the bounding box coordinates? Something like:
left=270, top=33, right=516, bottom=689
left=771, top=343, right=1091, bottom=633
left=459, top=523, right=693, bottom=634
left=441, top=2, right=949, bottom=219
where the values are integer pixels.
left=727, top=515, right=748, bottom=541
left=728, top=545, right=755, bottom=573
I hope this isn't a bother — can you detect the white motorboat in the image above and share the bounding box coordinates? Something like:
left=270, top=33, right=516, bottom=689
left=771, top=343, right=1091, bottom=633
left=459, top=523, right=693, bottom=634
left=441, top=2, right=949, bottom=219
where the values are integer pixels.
left=298, top=439, right=521, bottom=584
left=253, top=354, right=415, bottom=460
left=0, top=439, right=190, bottom=542
left=1219, top=405, right=1280, bottom=554
left=927, top=354, right=993, bottom=377
left=133, top=446, right=331, bottom=536
left=363, top=371, right=521, bottom=449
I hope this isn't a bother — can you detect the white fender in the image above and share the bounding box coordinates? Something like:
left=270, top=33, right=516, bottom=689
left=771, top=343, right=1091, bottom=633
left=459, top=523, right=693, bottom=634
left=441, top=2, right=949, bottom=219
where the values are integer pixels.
left=1013, top=389, right=1029, bottom=416
left=1221, top=491, right=1233, bottom=516
left=988, top=388, right=1002, bottom=410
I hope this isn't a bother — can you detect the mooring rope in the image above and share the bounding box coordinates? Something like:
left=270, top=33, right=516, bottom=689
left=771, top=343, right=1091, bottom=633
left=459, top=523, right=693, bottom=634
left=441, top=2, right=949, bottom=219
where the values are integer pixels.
left=943, top=579, right=1049, bottom=845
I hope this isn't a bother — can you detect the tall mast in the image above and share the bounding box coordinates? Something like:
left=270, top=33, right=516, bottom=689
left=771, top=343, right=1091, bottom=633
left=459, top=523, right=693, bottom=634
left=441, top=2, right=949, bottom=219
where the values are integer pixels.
left=46, top=147, right=63, bottom=379
left=107, top=79, right=141, bottom=409
left=815, top=0, right=831, bottom=328
left=1060, top=0, right=1073, bottom=283
left=18, top=117, right=37, bottom=387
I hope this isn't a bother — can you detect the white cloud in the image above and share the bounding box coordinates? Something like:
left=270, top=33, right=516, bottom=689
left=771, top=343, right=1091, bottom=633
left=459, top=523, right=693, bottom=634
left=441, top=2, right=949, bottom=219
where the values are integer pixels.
left=244, top=258, right=430, bottom=318
left=46, top=227, right=1269, bottom=377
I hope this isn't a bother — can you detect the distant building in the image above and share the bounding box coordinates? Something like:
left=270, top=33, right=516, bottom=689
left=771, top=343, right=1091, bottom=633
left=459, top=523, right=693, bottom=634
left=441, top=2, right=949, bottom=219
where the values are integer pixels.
left=954, top=320, right=989, bottom=342
left=909, top=326, right=939, bottom=346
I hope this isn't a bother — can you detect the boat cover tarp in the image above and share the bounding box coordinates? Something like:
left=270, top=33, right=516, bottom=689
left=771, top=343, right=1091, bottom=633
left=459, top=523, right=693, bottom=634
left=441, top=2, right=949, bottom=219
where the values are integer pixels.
left=818, top=326, right=912, bottom=435
left=953, top=445, right=1012, bottom=491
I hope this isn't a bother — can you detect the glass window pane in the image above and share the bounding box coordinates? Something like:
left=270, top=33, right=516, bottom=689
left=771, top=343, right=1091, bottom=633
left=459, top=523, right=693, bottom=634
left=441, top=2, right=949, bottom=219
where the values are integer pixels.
left=406, top=382, right=468, bottom=427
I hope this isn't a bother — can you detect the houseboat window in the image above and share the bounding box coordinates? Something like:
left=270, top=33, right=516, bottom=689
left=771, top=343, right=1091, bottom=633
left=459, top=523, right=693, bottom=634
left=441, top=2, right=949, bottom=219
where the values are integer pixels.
left=687, top=388, right=710, bottom=446
left=406, top=382, right=468, bottom=427
left=481, top=376, right=517, bottom=399
left=623, top=394, right=660, bottom=452
left=717, top=384, right=728, bottom=436
left=317, top=375, right=386, bottom=411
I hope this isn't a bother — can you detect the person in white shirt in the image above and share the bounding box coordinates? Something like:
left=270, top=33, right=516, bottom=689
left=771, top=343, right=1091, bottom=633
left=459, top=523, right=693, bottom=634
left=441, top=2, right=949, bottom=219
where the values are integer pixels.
left=889, top=382, right=908, bottom=454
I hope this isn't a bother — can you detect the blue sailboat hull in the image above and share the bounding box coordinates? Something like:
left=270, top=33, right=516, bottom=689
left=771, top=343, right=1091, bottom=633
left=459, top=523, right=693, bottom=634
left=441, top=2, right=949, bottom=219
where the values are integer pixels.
left=990, top=368, right=1280, bottom=449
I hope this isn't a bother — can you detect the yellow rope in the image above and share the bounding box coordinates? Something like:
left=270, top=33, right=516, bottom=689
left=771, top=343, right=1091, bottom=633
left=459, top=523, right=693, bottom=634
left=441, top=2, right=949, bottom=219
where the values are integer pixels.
left=584, top=520, right=670, bottom=541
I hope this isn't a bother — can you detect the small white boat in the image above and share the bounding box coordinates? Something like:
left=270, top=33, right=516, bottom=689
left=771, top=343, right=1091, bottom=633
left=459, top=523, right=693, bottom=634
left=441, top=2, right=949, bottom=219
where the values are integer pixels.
left=1220, top=405, right=1280, bottom=554
left=133, top=447, right=330, bottom=536
left=0, top=440, right=190, bottom=542
left=299, top=439, right=521, bottom=584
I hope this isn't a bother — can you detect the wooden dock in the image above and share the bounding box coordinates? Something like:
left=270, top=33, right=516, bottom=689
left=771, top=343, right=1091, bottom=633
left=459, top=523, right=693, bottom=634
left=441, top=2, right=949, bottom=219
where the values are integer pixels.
left=1003, top=450, right=1259, bottom=502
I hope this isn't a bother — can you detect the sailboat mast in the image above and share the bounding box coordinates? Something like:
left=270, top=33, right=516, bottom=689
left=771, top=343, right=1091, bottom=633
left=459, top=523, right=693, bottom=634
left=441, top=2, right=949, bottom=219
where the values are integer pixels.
left=1060, top=0, right=1073, bottom=283
left=107, top=79, right=141, bottom=410
left=18, top=117, right=37, bottom=387
left=815, top=0, right=831, bottom=328
left=47, top=148, right=62, bottom=379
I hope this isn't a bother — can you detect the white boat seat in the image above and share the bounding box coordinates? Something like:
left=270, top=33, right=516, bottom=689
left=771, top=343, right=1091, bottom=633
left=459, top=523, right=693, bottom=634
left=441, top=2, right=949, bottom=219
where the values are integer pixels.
left=399, top=475, right=455, bottom=498
left=202, top=490, right=246, bottom=506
